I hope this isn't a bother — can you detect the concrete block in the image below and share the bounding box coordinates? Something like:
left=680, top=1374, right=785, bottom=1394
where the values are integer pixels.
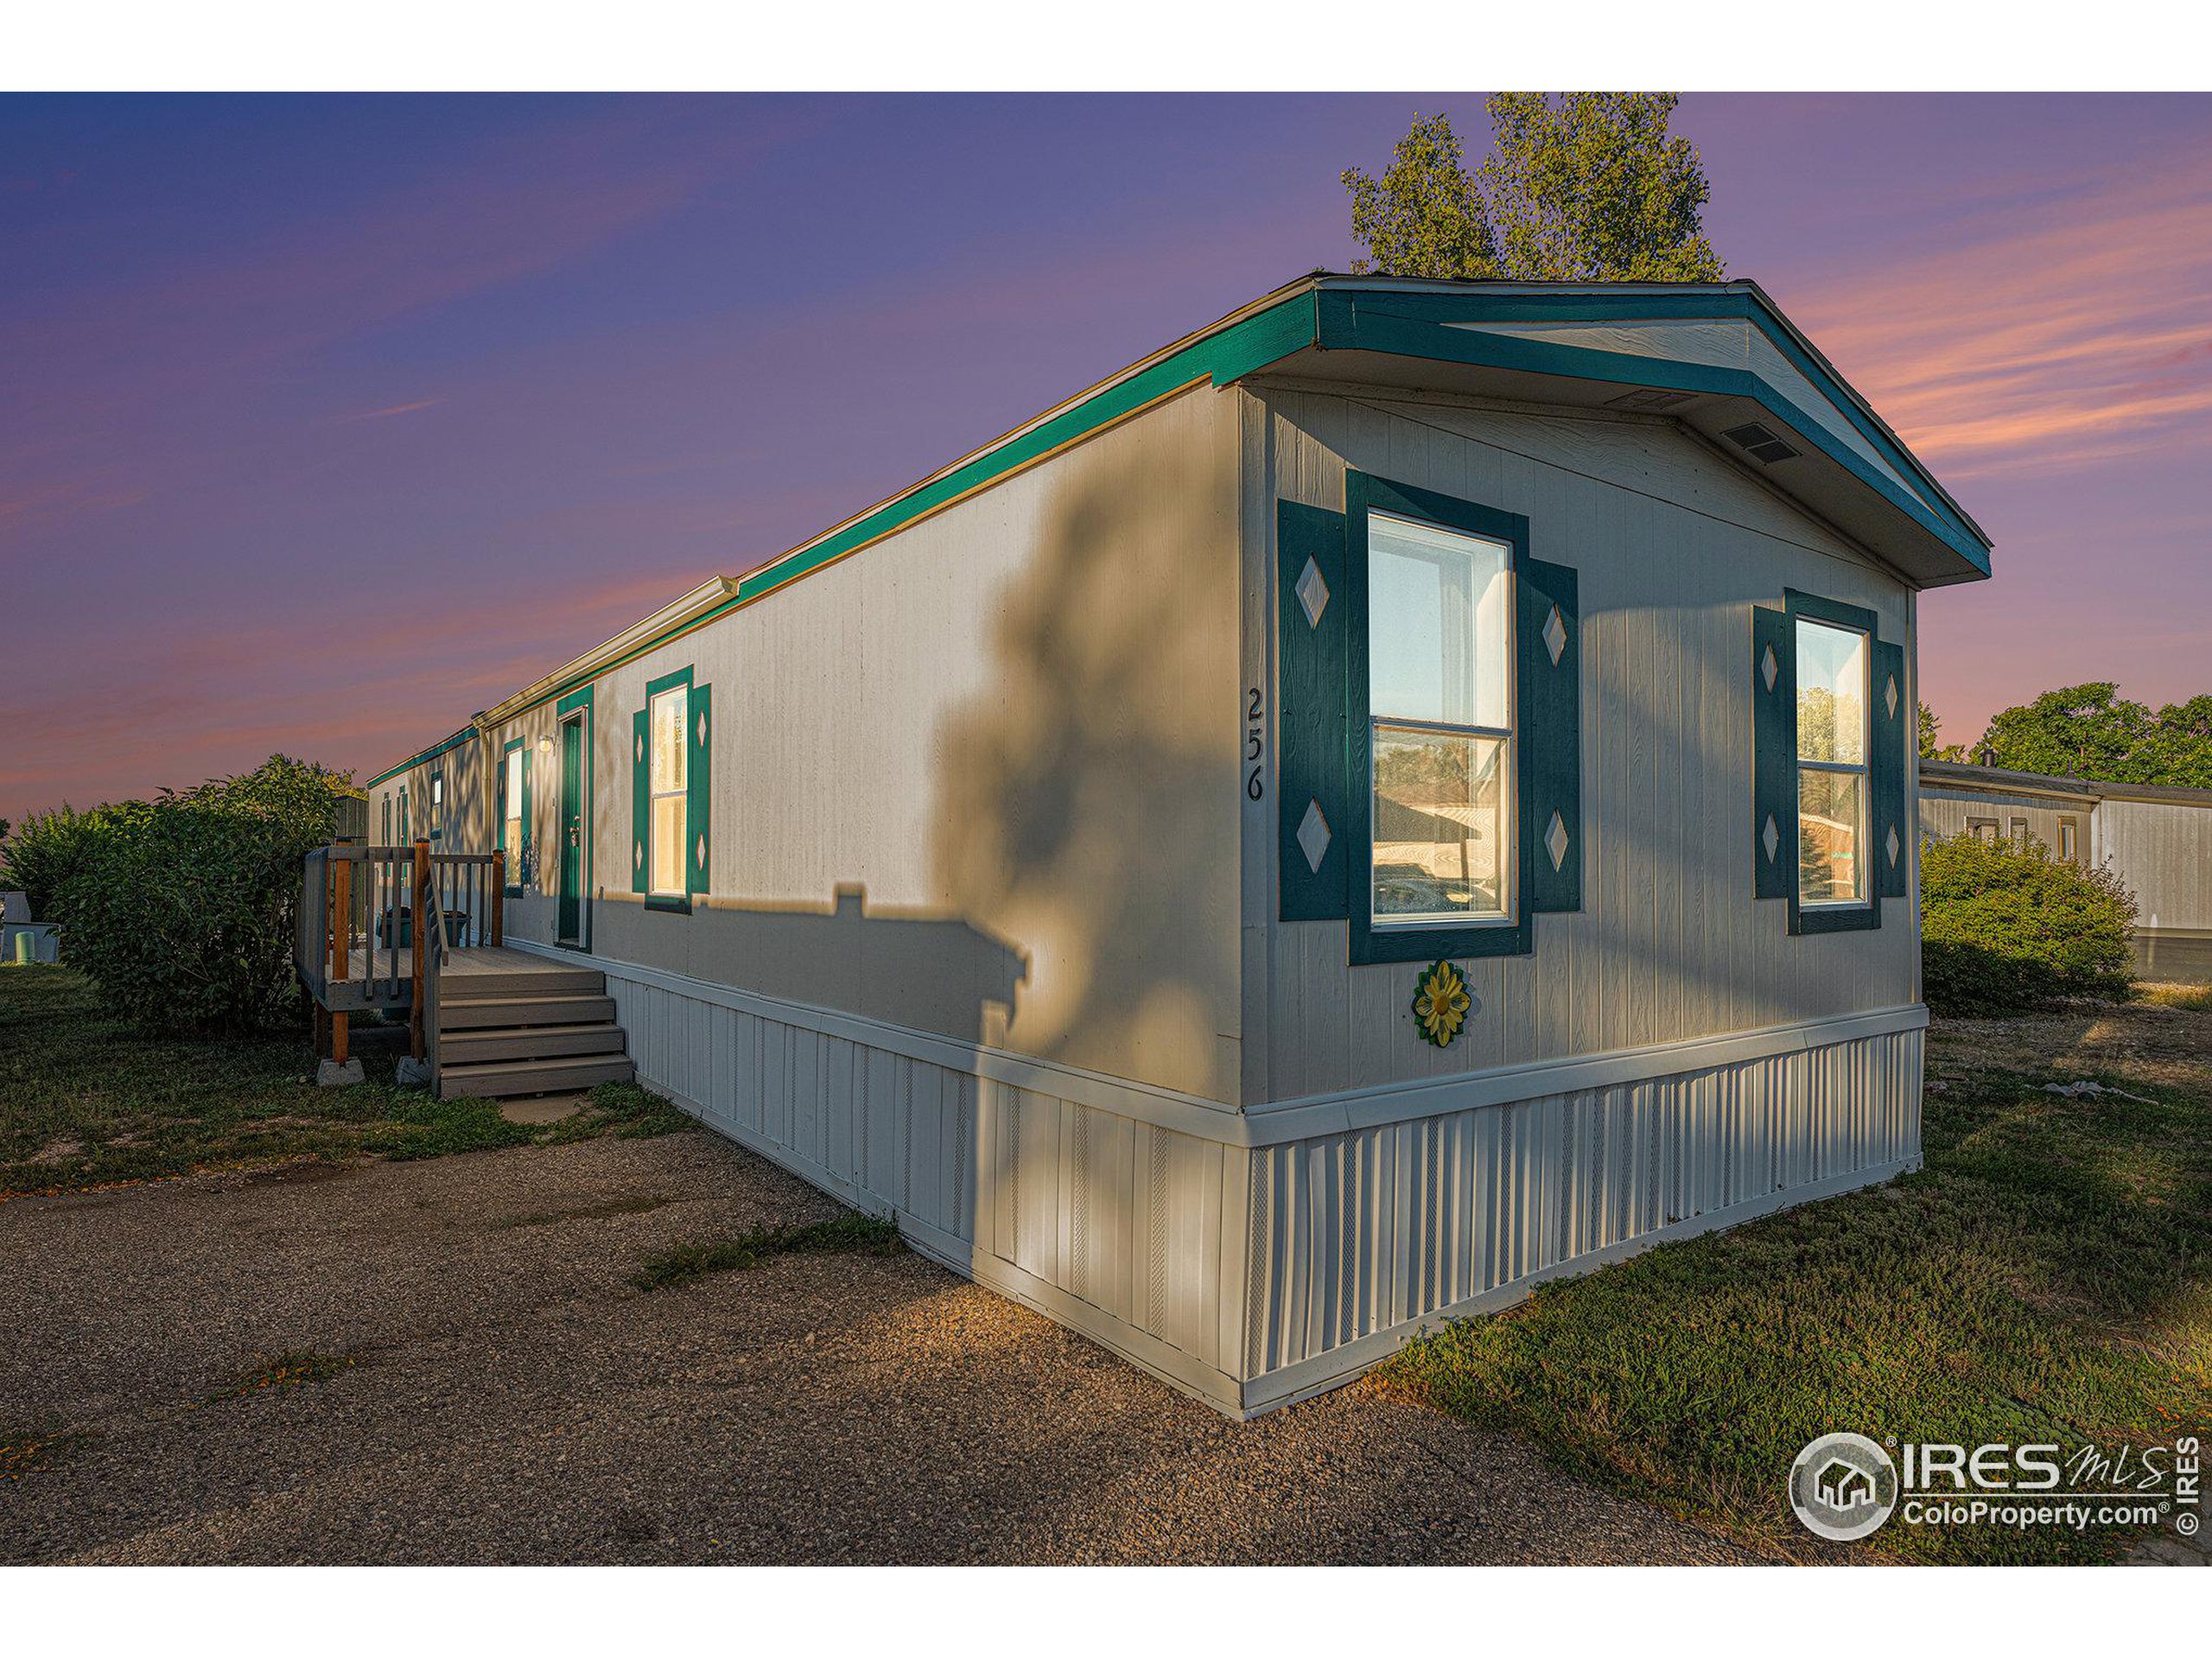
left=317, top=1058, right=365, bottom=1088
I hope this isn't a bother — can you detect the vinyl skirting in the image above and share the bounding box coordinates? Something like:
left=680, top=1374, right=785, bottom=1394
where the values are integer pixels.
left=513, top=942, right=1924, bottom=1419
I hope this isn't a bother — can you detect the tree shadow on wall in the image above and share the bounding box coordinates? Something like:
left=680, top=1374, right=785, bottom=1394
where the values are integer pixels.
left=927, top=419, right=1238, bottom=1101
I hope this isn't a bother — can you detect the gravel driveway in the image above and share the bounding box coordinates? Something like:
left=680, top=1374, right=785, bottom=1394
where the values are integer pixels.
left=0, top=1128, right=1748, bottom=1565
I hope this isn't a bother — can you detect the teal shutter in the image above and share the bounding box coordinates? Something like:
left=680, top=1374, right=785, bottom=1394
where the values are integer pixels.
left=630, top=708, right=649, bottom=895
left=1277, top=501, right=1348, bottom=920
left=687, top=683, right=712, bottom=898
left=1521, top=558, right=1580, bottom=912
left=1872, top=639, right=1908, bottom=898
left=1752, top=606, right=1796, bottom=899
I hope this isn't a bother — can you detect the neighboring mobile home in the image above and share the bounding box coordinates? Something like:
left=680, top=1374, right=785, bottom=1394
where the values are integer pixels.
left=359, top=275, right=1993, bottom=1416
left=1920, top=758, right=2212, bottom=982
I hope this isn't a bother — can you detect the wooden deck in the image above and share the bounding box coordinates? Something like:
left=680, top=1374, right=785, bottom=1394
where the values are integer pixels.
left=319, top=944, right=586, bottom=1013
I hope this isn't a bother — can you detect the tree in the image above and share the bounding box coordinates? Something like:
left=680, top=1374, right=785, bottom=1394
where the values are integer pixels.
left=1919, top=702, right=1965, bottom=762
left=1342, top=112, right=1499, bottom=281
left=2131, top=693, right=2212, bottom=788
left=1974, top=683, right=2159, bottom=783
left=1344, top=96, right=1723, bottom=282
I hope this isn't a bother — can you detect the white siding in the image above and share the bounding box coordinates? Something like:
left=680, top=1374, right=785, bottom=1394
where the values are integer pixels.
left=589, top=380, right=1246, bottom=1103
left=2102, top=798, right=2212, bottom=933
left=1249, top=385, right=1920, bottom=1103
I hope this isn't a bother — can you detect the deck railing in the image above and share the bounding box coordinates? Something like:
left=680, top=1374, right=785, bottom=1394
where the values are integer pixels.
left=297, top=842, right=505, bottom=1065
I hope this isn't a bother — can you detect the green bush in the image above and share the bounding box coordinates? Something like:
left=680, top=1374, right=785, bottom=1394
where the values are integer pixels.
left=1, top=804, right=118, bottom=919
left=36, top=756, right=357, bottom=1034
left=1921, top=831, right=2137, bottom=1015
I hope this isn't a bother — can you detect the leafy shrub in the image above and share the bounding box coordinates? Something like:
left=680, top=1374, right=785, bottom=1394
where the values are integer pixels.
left=1, top=804, right=118, bottom=919
left=1921, top=831, right=2137, bottom=1015
left=39, top=756, right=357, bottom=1034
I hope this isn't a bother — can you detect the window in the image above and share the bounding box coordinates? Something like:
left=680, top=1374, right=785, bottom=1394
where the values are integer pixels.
left=2010, top=817, right=2030, bottom=843
left=502, top=745, right=525, bottom=878
left=2059, top=816, right=2080, bottom=863
left=1366, top=510, right=1515, bottom=928
left=1967, top=816, right=1999, bottom=843
left=429, top=772, right=445, bottom=840
left=648, top=681, right=688, bottom=898
left=1795, top=618, right=1869, bottom=906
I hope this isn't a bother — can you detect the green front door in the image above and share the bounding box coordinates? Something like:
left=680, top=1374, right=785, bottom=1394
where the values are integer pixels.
left=558, top=716, right=585, bottom=944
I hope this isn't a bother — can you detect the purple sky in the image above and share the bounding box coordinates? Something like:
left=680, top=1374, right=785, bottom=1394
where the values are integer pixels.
left=4, top=92, right=2209, bottom=816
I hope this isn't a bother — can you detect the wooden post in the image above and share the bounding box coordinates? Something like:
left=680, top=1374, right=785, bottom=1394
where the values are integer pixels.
left=410, top=839, right=431, bottom=1061
left=491, top=849, right=505, bottom=946
left=328, top=856, right=351, bottom=1067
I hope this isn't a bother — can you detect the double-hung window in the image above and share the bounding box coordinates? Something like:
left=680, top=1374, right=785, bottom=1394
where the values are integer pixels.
left=1367, top=510, right=1516, bottom=929
left=502, top=746, right=525, bottom=878
left=1795, top=617, right=1869, bottom=906
left=648, top=681, right=689, bottom=899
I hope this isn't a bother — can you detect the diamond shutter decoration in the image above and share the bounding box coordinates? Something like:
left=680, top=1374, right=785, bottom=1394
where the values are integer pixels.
left=686, top=682, right=712, bottom=898
left=1872, top=639, right=1908, bottom=899
left=1522, top=557, right=1580, bottom=912
left=1751, top=605, right=1797, bottom=900
left=1277, top=499, right=1350, bottom=920
left=631, top=709, right=650, bottom=895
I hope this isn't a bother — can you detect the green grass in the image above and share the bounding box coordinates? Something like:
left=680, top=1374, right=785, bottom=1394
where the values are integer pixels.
left=0, top=966, right=692, bottom=1196
left=633, top=1211, right=905, bottom=1292
left=1379, top=997, right=2212, bottom=1565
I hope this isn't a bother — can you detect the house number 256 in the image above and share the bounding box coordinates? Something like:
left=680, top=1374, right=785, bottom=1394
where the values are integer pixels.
left=1245, top=687, right=1265, bottom=800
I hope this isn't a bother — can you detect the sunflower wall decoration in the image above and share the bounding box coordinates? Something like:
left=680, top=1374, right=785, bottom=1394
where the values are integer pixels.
left=1411, top=958, right=1471, bottom=1048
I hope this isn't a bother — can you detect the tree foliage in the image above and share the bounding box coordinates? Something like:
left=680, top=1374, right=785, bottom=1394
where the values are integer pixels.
left=28, top=755, right=358, bottom=1033
left=1344, top=96, right=1723, bottom=283
left=1342, top=112, right=1498, bottom=281
left=1918, top=701, right=1965, bottom=762
left=1921, top=830, right=2138, bottom=1016
left=1, top=804, right=116, bottom=920
left=1976, top=683, right=2212, bottom=788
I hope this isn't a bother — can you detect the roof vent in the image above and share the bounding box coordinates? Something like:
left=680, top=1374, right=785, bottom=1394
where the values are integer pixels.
left=1605, top=387, right=1699, bottom=413
left=1722, top=421, right=1802, bottom=464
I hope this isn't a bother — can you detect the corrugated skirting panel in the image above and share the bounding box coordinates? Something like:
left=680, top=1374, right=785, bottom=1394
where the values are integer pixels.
left=604, top=967, right=1252, bottom=1414
left=1240, top=1025, right=1923, bottom=1412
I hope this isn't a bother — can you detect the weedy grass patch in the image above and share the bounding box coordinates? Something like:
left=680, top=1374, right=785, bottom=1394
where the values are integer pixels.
left=633, top=1211, right=905, bottom=1293
left=0, top=968, right=693, bottom=1196
left=1378, top=996, right=2212, bottom=1565
left=193, top=1350, right=360, bottom=1408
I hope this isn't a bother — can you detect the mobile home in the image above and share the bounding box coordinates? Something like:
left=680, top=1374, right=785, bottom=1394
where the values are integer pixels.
left=353, top=275, right=1992, bottom=1416
left=1920, top=758, right=2212, bottom=982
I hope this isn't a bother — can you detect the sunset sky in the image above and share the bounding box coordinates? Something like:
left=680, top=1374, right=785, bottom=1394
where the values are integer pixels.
left=5, top=92, right=2209, bottom=816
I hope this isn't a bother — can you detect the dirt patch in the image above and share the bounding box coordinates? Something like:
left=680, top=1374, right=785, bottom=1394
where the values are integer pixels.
left=0, top=1132, right=1742, bottom=1566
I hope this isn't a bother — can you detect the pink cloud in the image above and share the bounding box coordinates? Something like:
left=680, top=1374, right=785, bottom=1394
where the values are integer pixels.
left=1786, top=154, right=2212, bottom=481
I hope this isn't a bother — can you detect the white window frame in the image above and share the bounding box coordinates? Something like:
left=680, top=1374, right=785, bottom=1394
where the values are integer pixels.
left=1795, top=615, right=1871, bottom=910
left=1366, top=508, right=1518, bottom=932
left=502, top=747, right=524, bottom=870
left=648, top=683, right=689, bottom=899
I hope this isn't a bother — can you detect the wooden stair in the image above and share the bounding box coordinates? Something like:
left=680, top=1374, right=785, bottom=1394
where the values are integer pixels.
left=435, top=959, right=633, bottom=1100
